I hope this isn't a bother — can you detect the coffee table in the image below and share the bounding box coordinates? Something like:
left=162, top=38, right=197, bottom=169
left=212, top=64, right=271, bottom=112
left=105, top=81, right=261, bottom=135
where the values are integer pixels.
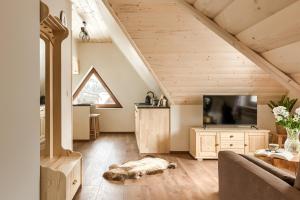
left=255, top=151, right=300, bottom=175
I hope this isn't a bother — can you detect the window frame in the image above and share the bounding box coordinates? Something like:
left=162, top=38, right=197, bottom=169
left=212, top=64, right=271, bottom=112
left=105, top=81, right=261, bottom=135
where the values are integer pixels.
left=73, top=67, right=122, bottom=108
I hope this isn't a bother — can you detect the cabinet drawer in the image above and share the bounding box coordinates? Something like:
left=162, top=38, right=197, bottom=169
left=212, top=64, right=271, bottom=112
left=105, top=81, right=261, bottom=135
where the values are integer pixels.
left=70, top=160, right=81, bottom=198
left=220, top=148, right=245, bottom=154
left=220, top=132, right=244, bottom=141
left=220, top=141, right=245, bottom=149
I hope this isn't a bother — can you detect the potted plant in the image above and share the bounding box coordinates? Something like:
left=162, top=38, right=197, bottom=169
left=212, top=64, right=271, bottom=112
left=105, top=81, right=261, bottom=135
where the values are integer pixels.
left=268, top=95, right=298, bottom=135
left=272, top=106, right=300, bottom=153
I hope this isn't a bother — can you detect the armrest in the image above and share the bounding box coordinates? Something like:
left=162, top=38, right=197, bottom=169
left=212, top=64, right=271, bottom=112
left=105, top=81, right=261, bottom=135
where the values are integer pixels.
left=218, top=151, right=300, bottom=200
left=241, top=154, right=295, bottom=186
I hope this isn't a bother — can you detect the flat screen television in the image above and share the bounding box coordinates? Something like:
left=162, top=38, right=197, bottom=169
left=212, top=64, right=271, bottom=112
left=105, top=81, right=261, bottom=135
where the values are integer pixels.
left=203, top=95, right=257, bottom=126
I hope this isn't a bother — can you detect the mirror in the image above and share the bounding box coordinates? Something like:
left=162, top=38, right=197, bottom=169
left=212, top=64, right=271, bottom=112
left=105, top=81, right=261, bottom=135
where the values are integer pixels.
left=40, top=38, right=46, bottom=149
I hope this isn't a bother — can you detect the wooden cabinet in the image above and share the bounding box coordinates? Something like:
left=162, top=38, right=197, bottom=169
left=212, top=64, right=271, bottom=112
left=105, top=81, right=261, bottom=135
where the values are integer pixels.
left=193, top=131, right=220, bottom=159
left=73, top=106, right=91, bottom=140
left=190, top=128, right=269, bottom=160
left=40, top=154, right=82, bottom=200
left=219, top=131, right=245, bottom=154
left=135, top=106, right=170, bottom=153
left=245, top=131, right=269, bottom=155
left=135, top=108, right=140, bottom=149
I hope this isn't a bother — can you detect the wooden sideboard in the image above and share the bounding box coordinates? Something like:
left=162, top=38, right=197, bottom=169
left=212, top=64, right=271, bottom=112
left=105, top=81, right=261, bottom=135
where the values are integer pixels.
left=135, top=105, right=170, bottom=153
left=189, top=128, right=269, bottom=160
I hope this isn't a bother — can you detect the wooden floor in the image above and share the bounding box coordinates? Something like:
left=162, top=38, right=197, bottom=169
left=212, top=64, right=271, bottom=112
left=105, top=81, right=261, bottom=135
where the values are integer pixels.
left=73, top=133, right=219, bottom=200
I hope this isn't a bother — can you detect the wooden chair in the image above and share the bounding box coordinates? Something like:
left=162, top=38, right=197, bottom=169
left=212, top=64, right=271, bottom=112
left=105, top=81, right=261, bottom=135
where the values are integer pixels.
left=270, top=132, right=287, bottom=148
left=90, top=114, right=100, bottom=140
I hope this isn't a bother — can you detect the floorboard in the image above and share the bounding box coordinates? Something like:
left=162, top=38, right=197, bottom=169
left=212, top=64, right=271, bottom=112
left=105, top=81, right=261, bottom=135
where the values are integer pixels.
left=73, top=133, right=219, bottom=200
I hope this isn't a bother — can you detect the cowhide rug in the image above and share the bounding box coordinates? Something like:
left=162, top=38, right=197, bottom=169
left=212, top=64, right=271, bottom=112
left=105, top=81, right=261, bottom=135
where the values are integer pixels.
left=103, top=156, right=177, bottom=182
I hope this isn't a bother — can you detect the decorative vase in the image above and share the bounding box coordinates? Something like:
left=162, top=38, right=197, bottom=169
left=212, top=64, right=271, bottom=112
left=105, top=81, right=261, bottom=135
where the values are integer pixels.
left=284, top=128, right=300, bottom=153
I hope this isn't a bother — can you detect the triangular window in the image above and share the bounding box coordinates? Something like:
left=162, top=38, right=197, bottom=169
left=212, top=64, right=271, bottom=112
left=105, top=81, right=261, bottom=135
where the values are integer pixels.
left=73, top=67, right=122, bottom=108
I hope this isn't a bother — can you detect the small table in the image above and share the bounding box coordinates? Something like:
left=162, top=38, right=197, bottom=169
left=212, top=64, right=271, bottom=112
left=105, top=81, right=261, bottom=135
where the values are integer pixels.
left=255, top=151, right=299, bottom=175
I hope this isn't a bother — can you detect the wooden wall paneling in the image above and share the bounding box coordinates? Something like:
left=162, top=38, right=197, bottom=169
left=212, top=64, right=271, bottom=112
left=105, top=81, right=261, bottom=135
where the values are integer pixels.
left=108, top=0, right=288, bottom=105
left=214, top=0, right=296, bottom=35
left=177, top=0, right=300, bottom=94
left=236, top=1, right=300, bottom=53
left=97, top=0, right=174, bottom=104
left=185, top=0, right=196, bottom=4
left=262, top=41, right=300, bottom=74
left=193, top=0, right=233, bottom=18
left=291, top=73, right=300, bottom=84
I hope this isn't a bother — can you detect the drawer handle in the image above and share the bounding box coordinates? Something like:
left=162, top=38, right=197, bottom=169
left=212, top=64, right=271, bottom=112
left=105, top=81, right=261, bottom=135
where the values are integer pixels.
left=229, top=135, right=234, bottom=138
left=244, top=144, right=248, bottom=147
left=72, top=179, right=77, bottom=185
left=215, top=144, right=219, bottom=146
left=230, top=144, right=233, bottom=147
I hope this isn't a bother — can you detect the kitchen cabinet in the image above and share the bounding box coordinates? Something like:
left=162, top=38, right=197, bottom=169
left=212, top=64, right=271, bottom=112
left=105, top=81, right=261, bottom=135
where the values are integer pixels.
left=135, top=105, right=170, bottom=153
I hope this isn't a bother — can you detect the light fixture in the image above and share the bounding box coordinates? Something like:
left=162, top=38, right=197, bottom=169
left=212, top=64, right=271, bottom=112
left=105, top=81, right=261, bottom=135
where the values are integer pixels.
left=79, top=21, right=90, bottom=42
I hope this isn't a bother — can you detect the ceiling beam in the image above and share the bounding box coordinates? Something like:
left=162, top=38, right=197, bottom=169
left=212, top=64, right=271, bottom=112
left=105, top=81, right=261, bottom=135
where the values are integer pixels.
left=177, top=0, right=300, bottom=94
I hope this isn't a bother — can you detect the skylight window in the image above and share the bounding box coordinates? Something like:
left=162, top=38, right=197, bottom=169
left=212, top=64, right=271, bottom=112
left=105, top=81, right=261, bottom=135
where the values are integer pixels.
left=73, top=67, right=122, bottom=108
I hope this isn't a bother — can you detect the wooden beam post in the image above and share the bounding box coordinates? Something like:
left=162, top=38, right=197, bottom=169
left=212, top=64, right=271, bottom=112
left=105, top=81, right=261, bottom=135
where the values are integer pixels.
left=177, top=0, right=300, bottom=94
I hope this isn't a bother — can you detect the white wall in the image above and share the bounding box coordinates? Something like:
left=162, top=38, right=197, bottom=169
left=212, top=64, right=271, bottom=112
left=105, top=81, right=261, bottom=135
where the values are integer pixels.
left=0, top=0, right=40, bottom=199
left=73, top=42, right=150, bottom=132
left=171, top=105, right=203, bottom=151
left=170, top=104, right=276, bottom=151
left=43, top=0, right=73, bottom=149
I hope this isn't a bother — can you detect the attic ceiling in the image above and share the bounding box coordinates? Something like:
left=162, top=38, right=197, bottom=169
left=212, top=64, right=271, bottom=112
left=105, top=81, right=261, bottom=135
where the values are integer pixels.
left=185, top=0, right=300, bottom=85
left=107, top=0, right=287, bottom=105
left=71, top=0, right=111, bottom=42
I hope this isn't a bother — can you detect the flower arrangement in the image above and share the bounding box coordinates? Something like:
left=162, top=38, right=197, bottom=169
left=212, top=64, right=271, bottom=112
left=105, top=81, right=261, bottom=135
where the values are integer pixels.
left=272, top=106, right=300, bottom=153
left=268, top=95, right=298, bottom=135
left=273, top=106, right=300, bottom=130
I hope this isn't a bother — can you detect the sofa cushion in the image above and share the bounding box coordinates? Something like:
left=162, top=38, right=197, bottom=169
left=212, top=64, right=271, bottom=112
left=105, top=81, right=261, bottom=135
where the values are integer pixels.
left=241, top=154, right=295, bottom=186
left=294, top=161, right=300, bottom=190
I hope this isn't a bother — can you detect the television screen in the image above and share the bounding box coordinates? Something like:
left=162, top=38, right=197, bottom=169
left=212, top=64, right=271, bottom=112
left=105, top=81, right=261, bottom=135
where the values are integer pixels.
left=203, top=95, right=257, bottom=126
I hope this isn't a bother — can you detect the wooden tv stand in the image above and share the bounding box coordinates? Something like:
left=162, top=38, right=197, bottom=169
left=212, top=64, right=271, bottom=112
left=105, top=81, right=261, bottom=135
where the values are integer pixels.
left=189, top=127, right=269, bottom=160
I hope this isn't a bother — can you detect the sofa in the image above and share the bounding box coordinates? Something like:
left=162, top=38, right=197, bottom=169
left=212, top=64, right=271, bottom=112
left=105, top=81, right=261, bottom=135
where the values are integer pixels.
left=218, top=151, right=300, bottom=200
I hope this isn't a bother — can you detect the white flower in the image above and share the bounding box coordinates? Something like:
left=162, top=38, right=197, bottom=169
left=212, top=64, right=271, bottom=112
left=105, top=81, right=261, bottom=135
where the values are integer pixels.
left=293, top=115, right=300, bottom=122
left=295, top=107, right=300, bottom=116
left=276, top=115, right=283, bottom=122
left=273, top=106, right=289, bottom=118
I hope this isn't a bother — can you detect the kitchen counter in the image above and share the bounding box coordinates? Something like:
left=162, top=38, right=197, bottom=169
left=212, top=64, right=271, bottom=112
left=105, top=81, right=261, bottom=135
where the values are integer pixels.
left=135, top=103, right=170, bottom=109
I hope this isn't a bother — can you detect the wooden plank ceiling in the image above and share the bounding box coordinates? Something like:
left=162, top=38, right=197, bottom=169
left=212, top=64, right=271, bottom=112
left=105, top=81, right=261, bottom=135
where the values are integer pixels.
left=186, top=0, right=300, bottom=90
left=108, top=0, right=287, bottom=105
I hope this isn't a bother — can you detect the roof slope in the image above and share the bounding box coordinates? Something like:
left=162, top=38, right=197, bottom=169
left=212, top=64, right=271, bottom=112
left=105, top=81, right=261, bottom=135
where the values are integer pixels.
left=186, top=0, right=300, bottom=89
left=108, top=0, right=287, bottom=104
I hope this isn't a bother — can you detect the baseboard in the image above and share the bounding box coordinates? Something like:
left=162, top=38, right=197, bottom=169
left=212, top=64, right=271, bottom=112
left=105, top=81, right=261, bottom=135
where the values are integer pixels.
left=100, top=132, right=135, bottom=134
left=170, top=151, right=189, bottom=154
left=73, top=139, right=90, bottom=142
